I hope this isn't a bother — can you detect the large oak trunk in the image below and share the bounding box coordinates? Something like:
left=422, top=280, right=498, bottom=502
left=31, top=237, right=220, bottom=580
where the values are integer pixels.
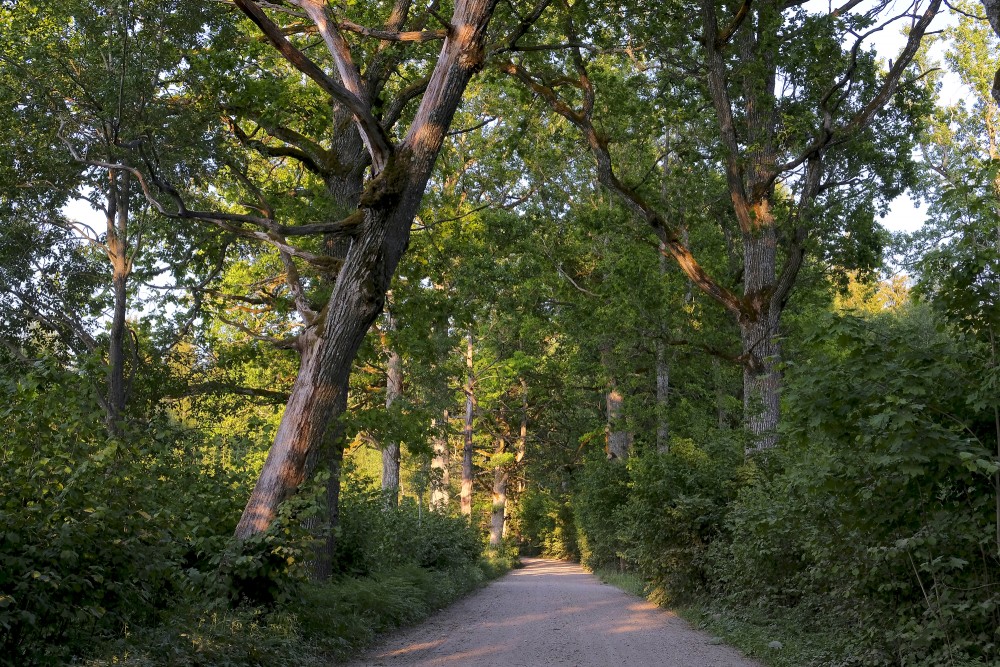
left=234, top=0, right=499, bottom=539
left=740, top=222, right=781, bottom=454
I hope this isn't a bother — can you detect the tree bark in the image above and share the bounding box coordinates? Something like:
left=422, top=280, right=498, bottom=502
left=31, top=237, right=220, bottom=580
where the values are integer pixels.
left=739, top=209, right=781, bottom=453
left=381, top=312, right=403, bottom=505
left=655, top=251, right=670, bottom=454
left=307, top=391, right=346, bottom=580
left=461, top=334, right=476, bottom=518
left=489, top=436, right=508, bottom=548
left=430, top=410, right=450, bottom=511
left=105, top=169, right=132, bottom=436
left=605, top=386, right=631, bottom=460
left=234, top=0, right=499, bottom=539
left=982, top=0, right=1000, bottom=104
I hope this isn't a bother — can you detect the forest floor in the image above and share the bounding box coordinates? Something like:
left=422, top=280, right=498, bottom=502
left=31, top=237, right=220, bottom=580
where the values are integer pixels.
left=346, top=558, right=761, bottom=666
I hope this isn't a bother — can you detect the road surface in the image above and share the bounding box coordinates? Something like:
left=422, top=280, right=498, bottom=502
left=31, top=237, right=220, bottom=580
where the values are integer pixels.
left=347, top=558, right=761, bottom=666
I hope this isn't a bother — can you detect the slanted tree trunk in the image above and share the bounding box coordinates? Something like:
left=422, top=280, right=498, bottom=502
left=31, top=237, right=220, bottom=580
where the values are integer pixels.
left=430, top=410, right=450, bottom=511
left=461, top=334, right=476, bottom=518
left=233, top=0, right=500, bottom=539
left=381, top=311, right=403, bottom=505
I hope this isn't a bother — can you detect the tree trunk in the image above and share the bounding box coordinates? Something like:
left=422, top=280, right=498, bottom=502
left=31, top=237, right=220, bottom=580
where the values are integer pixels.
left=655, top=339, right=670, bottom=454
left=713, top=358, right=728, bottom=428
left=381, top=313, right=403, bottom=505
left=430, top=410, right=450, bottom=511
left=105, top=169, right=131, bottom=436
left=489, top=438, right=508, bottom=548
left=233, top=0, right=499, bottom=539
left=982, top=0, right=1000, bottom=104
left=655, top=242, right=671, bottom=454
left=605, top=386, right=631, bottom=460
left=516, top=378, right=527, bottom=486
left=461, top=334, right=476, bottom=518
left=308, top=391, right=346, bottom=581
left=740, top=224, right=781, bottom=455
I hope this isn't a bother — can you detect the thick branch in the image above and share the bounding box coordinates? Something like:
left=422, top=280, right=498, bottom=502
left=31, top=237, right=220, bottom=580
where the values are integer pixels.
left=231, top=0, right=393, bottom=171
left=176, top=381, right=292, bottom=403
left=716, top=0, right=752, bottom=47
left=339, top=20, right=448, bottom=42
left=501, top=60, right=744, bottom=317
left=700, top=0, right=754, bottom=231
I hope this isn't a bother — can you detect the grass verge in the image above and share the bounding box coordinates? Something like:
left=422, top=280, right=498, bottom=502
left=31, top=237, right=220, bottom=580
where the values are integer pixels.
left=589, top=567, right=846, bottom=667
left=676, top=601, right=853, bottom=667
left=88, top=554, right=514, bottom=666
left=589, top=567, right=649, bottom=599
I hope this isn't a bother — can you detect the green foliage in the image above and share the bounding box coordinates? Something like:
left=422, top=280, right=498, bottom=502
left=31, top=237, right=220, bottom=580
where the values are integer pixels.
left=571, top=432, right=748, bottom=601
left=709, top=308, right=1000, bottom=665
left=0, top=361, right=255, bottom=666
left=572, top=459, right=630, bottom=570
left=620, top=436, right=748, bottom=603
left=92, top=560, right=501, bottom=667
left=512, top=488, right=578, bottom=559
left=333, top=472, right=482, bottom=576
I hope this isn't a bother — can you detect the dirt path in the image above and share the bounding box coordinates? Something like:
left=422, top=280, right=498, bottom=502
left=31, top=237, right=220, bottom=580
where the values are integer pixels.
left=347, top=558, right=761, bottom=666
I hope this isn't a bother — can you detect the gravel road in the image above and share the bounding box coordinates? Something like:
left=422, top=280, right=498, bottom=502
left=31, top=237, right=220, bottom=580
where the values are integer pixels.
left=347, top=558, right=762, bottom=666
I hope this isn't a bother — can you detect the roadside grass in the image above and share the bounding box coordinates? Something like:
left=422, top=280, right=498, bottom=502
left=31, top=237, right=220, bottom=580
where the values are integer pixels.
left=676, top=602, right=853, bottom=667
left=590, top=567, right=649, bottom=599
left=589, top=567, right=846, bottom=667
left=88, top=554, right=514, bottom=666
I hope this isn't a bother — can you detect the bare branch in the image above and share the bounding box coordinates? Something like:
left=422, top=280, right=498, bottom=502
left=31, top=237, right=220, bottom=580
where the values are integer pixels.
left=447, top=116, right=498, bottom=135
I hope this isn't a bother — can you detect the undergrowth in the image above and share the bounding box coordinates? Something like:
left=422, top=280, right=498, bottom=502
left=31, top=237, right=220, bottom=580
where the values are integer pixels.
left=89, top=555, right=512, bottom=666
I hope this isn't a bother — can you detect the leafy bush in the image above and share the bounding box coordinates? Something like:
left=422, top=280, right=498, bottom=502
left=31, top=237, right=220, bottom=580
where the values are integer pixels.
left=512, top=488, right=577, bottom=559
left=572, top=458, right=630, bottom=569
left=620, top=435, right=747, bottom=602
left=710, top=309, right=1000, bottom=665
left=333, top=472, right=481, bottom=576
left=0, top=362, right=258, bottom=666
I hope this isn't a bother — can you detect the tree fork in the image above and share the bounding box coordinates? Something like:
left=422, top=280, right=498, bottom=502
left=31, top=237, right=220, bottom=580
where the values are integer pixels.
left=233, top=0, right=502, bottom=539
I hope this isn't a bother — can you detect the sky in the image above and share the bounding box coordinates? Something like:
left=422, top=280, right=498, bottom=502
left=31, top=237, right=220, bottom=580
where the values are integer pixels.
left=859, top=0, right=970, bottom=233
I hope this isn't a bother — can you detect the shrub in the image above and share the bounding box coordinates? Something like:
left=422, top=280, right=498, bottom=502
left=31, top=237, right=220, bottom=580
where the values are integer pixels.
left=620, top=434, right=747, bottom=602
left=710, top=310, right=1000, bottom=665
left=333, top=471, right=481, bottom=576
left=0, top=362, right=259, bottom=665
left=572, top=458, right=630, bottom=570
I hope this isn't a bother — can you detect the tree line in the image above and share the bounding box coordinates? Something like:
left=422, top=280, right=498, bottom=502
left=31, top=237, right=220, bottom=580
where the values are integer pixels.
left=2, top=0, right=1000, bottom=664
